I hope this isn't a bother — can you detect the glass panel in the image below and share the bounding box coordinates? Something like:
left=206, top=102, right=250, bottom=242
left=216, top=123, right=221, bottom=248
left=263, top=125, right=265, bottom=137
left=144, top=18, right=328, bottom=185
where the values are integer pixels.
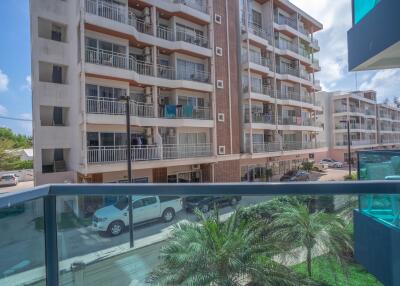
left=358, top=151, right=400, bottom=228
left=354, top=0, right=381, bottom=24
left=0, top=198, right=45, bottom=285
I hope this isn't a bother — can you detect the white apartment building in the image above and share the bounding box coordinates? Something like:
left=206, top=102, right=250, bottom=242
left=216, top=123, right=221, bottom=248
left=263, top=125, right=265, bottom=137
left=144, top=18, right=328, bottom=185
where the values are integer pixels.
left=318, top=90, right=400, bottom=163
left=30, top=0, right=325, bottom=189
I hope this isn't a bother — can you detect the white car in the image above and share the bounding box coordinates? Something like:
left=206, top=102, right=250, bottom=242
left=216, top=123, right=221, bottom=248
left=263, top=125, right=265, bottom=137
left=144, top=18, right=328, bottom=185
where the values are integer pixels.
left=319, top=159, right=343, bottom=168
left=92, top=196, right=183, bottom=236
left=0, top=174, right=19, bottom=186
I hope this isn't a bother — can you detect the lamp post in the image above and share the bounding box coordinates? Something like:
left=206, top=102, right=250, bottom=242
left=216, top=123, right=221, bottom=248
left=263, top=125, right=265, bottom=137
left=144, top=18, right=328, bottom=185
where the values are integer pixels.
left=340, top=120, right=352, bottom=177
left=119, top=94, right=134, bottom=248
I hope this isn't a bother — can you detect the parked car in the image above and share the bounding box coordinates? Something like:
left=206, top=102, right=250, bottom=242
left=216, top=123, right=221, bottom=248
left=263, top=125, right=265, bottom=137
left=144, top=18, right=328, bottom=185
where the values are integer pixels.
left=0, top=174, right=19, bottom=186
left=92, top=196, right=183, bottom=236
left=319, top=158, right=343, bottom=168
left=280, top=170, right=310, bottom=182
left=184, top=196, right=242, bottom=213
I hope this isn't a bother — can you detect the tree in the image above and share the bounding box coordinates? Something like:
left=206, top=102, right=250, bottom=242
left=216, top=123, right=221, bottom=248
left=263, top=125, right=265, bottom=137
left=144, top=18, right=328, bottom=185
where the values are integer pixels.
left=269, top=198, right=353, bottom=278
left=148, top=210, right=315, bottom=286
left=0, top=128, right=32, bottom=148
left=300, top=161, right=314, bottom=172
left=0, top=139, right=32, bottom=170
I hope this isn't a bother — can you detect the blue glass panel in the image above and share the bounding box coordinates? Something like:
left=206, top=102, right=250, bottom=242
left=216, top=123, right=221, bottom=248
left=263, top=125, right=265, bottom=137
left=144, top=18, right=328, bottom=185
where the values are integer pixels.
left=354, top=0, right=381, bottom=24
left=358, top=151, right=400, bottom=228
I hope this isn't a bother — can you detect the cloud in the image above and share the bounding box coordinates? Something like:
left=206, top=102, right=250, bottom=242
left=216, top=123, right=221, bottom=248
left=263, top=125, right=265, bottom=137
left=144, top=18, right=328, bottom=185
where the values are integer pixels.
left=0, top=69, right=9, bottom=92
left=0, top=105, right=8, bottom=116
left=21, top=75, right=31, bottom=91
left=359, top=69, right=400, bottom=103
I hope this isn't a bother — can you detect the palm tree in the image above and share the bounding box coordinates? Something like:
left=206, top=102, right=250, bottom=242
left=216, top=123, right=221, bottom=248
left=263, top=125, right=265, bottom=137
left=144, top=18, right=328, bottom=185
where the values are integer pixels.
left=148, top=209, right=314, bottom=286
left=269, top=198, right=353, bottom=278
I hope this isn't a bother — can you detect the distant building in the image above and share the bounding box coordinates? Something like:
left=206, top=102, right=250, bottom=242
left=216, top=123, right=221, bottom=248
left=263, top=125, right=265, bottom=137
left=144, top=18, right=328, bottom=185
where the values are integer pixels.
left=19, top=149, right=34, bottom=161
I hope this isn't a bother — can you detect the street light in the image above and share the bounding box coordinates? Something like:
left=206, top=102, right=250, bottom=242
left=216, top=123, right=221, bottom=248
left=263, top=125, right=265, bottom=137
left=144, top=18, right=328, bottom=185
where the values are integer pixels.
left=119, top=94, right=134, bottom=248
left=340, top=120, right=352, bottom=177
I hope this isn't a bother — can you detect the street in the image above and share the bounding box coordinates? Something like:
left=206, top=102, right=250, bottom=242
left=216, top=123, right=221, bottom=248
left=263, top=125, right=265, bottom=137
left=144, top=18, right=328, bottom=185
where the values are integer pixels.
left=0, top=181, right=34, bottom=196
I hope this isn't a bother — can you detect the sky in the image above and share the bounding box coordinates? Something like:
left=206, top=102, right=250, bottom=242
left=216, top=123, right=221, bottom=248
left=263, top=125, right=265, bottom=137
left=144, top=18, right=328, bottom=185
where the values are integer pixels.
left=0, top=0, right=399, bottom=136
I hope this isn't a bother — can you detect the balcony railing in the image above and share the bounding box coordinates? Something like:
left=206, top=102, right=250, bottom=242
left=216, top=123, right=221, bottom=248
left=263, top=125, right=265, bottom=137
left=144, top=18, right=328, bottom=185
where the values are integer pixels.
left=157, top=64, right=210, bottom=83
left=86, top=97, right=154, bottom=117
left=336, top=139, right=376, bottom=146
left=86, top=0, right=125, bottom=24
left=87, top=143, right=212, bottom=163
left=274, top=14, right=297, bottom=30
left=278, top=64, right=299, bottom=77
left=276, top=39, right=298, bottom=53
left=1, top=172, right=400, bottom=286
left=172, top=0, right=208, bottom=14
left=248, top=54, right=272, bottom=69
left=246, top=21, right=271, bottom=41
left=250, top=113, right=275, bottom=124
left=128, top=12, right=153, bottom=35
left=277, top=90, right=301, bottom=102
left=159, top=105, right=211, bottom=120
left=253, top=142, right=281, bottom=153
left=85, top=48, right=154, bottom=76
left=176, top=28, right=209, bottom=48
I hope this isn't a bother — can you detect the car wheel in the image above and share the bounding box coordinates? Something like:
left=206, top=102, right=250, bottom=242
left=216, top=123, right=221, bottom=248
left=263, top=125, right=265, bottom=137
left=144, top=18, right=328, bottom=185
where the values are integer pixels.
left=162, top=208, right=175, bottom=222
left=201, top=204, right=209, bottom=213
left=108, top=221, right=124, bottom=236
left=230, top=197, right=238, bottom=206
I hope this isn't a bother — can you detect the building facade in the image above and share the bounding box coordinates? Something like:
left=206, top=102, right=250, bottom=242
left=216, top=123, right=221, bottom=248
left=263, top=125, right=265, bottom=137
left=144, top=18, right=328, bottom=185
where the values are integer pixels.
left=30, top=0, right=324, bottom=187
left=318, top=90, right=400, bottom=163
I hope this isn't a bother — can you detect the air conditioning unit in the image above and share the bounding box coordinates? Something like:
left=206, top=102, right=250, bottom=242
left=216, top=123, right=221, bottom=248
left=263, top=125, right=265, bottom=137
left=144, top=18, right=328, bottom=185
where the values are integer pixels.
left=192, top=164, right=201, bottom=170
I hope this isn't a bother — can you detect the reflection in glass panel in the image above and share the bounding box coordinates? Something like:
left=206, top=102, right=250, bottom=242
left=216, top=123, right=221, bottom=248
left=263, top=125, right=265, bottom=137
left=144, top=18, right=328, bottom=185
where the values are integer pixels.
left=0, top=198, right=45, bottom=285
left=358, top=151, right=400, bottom=228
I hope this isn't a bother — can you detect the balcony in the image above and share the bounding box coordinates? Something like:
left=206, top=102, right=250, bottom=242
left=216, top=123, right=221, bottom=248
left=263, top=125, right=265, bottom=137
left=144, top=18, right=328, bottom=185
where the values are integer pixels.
left=157, top=64, right=211, bottom=83
left=275, top=39, right=298, bottom=54
left=274, top=14, right=297, bottom=30
left=86, top=97, right=154, bottom=117
left=85, top=48, right=154, bottom=76
left=87, top=143, right=212, bottom=163
left=336, top=139, right=376, bottom=146
left=252, top=141, right=324, bottom=153
left=277, top=64, right=299, bottom=77
left=172, top=0, right=208, bottom=14
left=245, top=21, right=271, bottom=42
left=159, top=105, right=211, bottom=120
left=1, top=162, right=399, bottom=286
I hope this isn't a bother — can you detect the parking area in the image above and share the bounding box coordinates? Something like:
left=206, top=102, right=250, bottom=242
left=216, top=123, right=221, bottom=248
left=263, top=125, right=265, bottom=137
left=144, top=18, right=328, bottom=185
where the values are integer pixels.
left=0, top=181, right=34, bottom=196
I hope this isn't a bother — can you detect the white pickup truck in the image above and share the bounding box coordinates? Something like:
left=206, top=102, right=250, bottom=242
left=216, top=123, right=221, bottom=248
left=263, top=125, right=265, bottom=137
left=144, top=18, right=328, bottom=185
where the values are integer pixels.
left=92, top=196, right=182, bottom=236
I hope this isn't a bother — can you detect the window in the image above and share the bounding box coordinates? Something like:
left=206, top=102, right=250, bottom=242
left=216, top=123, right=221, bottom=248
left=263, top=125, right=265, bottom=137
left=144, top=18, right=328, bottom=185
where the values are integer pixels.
left=177, top=59, right=206, bottom=82
left=179, top=133, right=207, bottom=145
left=215, top=47, right=223, bottom=56
left=142, top=197, right=157, bottom=206
left=86, top=84, right=98, bottom=98
left=54, top=149, right=64, bottom=161
left=87, top=133, right=99, bottom=146
left=218, top=113, right=225, bottom=122
left=218, top=145, right=226, bottom=155
left=251, top=10, right=262, bottom=28
left=217, top=80, right=224, bottom=89
left=215, top=14, right=222, bottom=24
left=53, top=107, right=63, bottom=126
left=132, top=199, right=144, bottom=209
left=100, top=133, right=114, bottom=146
left=52, top=65, right=63, bottom=84
left=51, top=24, right=62, bottom=41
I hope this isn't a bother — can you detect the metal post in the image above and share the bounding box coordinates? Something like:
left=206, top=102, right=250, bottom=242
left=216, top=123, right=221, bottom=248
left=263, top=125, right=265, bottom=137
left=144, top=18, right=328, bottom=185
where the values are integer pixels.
left=125, top=96, right=134, bottom=248
left=347, top=120, right=352, bottom=177
left=44, top=196, right=59, bottom=286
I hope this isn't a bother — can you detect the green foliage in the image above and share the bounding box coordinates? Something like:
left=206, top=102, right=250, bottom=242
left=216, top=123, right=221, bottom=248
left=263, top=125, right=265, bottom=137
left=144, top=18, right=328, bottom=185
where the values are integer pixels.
left=149, top=209, right=315, bottom=286
left=344, top=172, right=357, bottom=181
left=292, top=255, right=382, bottom=286
left=0, top=128, right=32, bottom=148
left=0, top=128, right=33, bottom=170
left=301, top=161, right=314, bottom=172
left=269, top=198, right=353, bottom=278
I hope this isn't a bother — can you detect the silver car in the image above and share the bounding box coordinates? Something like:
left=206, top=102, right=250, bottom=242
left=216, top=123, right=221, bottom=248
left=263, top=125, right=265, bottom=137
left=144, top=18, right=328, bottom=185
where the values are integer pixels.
left=0, top=174, right=19, bottom=186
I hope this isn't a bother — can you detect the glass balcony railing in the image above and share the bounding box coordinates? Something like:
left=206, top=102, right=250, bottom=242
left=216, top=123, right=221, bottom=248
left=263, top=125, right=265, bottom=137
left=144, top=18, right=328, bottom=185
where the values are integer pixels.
left=0, top=178, right=399, bottom=286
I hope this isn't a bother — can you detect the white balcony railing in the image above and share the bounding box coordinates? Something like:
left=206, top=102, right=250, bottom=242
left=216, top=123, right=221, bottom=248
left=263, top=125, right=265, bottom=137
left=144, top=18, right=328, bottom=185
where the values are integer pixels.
left=176, top=28, right=209, bottom=48
left=128, top=12, right=153, bottom=35
left=87, top=143, right=212, bottom=163
left=85, top=48, right=154, bottom=76
left=86, top=0, right=125, bottom=24
left=159, top=105, right=211, bottom=120
left=86, top=97, right=154, bottom=117
left=253, top=142, right=281, bottom=153
left=172, top=0, right=208, bottom=14
left=157, top=65, right=210, bottom=83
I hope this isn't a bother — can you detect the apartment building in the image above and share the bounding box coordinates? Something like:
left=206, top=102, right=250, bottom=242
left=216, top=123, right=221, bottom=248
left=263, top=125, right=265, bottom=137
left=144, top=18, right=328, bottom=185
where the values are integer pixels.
left=377, top=104, right=400, bottom=146
left=239, top=0, right=325, bottom=181
left=30, top=0, right=324, bottom=188
left=318, top=90, right=400, bottom=163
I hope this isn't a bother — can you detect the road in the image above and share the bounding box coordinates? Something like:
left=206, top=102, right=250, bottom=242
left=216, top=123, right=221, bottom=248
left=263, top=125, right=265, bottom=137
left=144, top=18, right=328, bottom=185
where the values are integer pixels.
left=0, top=181, right=34, bottom=196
